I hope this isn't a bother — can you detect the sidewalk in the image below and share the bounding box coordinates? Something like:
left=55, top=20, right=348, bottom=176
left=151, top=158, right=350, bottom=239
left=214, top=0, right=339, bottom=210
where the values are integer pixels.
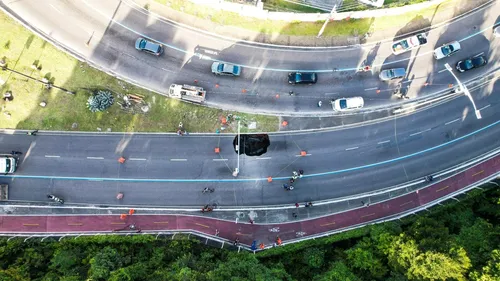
left=136, top=0, right=491, bottom=47
left=1, top=150, right=498, bottom=248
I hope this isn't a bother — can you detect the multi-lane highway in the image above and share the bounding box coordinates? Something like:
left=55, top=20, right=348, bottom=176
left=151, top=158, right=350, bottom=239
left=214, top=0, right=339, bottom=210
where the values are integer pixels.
left=1, top=0, right=498, bottom=114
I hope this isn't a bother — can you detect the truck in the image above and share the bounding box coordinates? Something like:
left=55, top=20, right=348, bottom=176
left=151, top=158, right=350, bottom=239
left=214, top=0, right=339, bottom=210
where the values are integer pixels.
left=391, top=33, right=428, bottom=55
left=0, top=184, right=7, bottom=201
left=168, top=84, right=206, bottom=104
left=0, top=154, right=18, bottom=174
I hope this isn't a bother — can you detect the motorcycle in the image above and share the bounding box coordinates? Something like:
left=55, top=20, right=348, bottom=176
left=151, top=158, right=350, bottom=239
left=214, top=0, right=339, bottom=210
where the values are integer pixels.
left=47, top=194, right=64, bottom=204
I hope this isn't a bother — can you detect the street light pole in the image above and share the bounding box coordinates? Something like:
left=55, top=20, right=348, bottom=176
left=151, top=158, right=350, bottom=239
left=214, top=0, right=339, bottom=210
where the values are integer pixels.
left=444, top=63, right=481, bottom=119
left=233, top=120, right=240, bottom=177
left=317, top=5, right=337, bottom=38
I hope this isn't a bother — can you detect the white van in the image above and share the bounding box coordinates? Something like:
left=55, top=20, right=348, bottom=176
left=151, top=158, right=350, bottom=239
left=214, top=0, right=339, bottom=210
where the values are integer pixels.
left=0, top=155, right=18, bottom=174
left=331, top=97, right=364, bottom=111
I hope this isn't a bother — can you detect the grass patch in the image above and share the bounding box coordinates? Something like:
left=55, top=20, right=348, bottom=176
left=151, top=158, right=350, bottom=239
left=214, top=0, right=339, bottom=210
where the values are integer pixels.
left=158, top=0, right=454, bottom=37
left=262, top=0, right=324, bottom=13
left=0, top=12, right=278, bottom=133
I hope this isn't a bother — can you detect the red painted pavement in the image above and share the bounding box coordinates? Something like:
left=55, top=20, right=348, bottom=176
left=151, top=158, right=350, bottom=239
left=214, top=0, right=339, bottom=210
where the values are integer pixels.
left=1, top=154, right=499, bottom=246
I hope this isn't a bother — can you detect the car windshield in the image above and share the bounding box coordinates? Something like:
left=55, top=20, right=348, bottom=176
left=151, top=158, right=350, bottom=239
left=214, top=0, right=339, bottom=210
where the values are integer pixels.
left=339, top=99, right=347, bottom=109
left=442, top=45, right=452, bottom=56
left=217, top=64, right=224, bottom=72
left=295, top=73, right=302, bottom=82
left=138, top=39, right=146, bottom=48
left=464, top=59, right=473, bottom=70
left=472, top=57, right=484, bottom=66
left=400, top=41, right=409, bottom=49
left=388, top=70, right=395, bottom=77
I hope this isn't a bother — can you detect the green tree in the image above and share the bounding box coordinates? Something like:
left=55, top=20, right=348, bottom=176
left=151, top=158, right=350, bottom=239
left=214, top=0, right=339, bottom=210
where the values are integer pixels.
left=302, top=247, right=325, bottom=269
left=313, top=261, right=360, bottom=281
left=49, top=246, right=86, bottom=276
left=346, top=238, right=388, bottom=279
left=88, top=247, right=123, bottom=280
left=469, top=249, right=500, bottom=281
left=408, top=217, right=451, bottom=252
left=207, top=253, right=287, bottom=281
left=407, top=248, right=471, bottom=281
left=456, top=218, right=496, bottom=265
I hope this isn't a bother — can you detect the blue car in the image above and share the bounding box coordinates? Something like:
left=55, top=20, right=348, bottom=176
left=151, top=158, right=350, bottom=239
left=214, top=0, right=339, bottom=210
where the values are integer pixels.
left=135, top=38, right=163, bottom=56
left=456, top=55, right=487, bottom=73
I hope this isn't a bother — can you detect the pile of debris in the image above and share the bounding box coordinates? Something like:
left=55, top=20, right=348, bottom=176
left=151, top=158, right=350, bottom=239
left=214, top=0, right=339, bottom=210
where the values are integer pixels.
left=117, top=93, right=150, bottom=114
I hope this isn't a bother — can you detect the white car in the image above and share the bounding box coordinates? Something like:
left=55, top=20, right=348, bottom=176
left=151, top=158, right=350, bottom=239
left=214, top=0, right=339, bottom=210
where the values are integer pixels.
left=494, top=26, right=500, bottom=38
left=331, top=97, right=364, bottom=111
left=433, top=41, right=461, bottom=60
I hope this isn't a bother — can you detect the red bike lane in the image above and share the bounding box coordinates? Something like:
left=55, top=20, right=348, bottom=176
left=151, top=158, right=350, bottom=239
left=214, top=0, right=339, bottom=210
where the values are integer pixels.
left=1, top=155, right=499, bottom=247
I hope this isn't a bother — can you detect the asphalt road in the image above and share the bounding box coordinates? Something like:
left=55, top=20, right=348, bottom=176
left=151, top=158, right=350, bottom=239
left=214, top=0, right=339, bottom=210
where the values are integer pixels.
left=1, top=0, right=499, bottom=115
left=1, top=78, right=499, bottom=206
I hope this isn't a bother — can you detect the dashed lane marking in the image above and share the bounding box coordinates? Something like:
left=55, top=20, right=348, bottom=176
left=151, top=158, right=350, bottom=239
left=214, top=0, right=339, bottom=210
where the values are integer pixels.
left=472, top=170, right=484, bottom=177
left=111, top=222, right=126, bottom=225
left=68, top=223, right=83, bottom=226
left=170, top=159, right=187, bottom=162
left=129, top=158, right=147, bottom=161
left=410, top=132, right=422, bottom=137
left=256, top=157, right=272, bottom=160
left=212, top=159, right=228, bottom=161
left=154, top=221, right=169, bottom=224
left=445, top=118, right=460, bottom=125
left=436, top=185, right=449, bottom=192
left=438, top=68, right=447, bottom=73
left=400, top=201, right=413, bottom=207
left=320, top=222, right=336, bottom=227
left=377, top=140, right=390, bottom=144
left=45, top=155, right=60, bottom=158
left=345, top=147, right=358, bottom=151
left=87, top=157, right=104, bottom=160
left=295, top=154, right=311, bottom=157
left=361, top=213, right=376, bottom=219
left=195, top=223, right=209, bottom=228
left=479, top=104, right=490, bottom=111
left=49, top=4, right=63, bottom=14
left=23, top=223, right=39, bottom=226
left=364, top=87, right=378, bottom=91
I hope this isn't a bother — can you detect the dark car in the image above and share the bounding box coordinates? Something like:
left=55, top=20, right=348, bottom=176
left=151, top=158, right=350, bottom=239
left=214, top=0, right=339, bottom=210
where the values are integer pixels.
left=456, top=55, right=487, bottom=73
left=288, top=72, right=317, bottom=84
left=233, top=134, right=270, bottom=156
left=135, top=38, right=163, bottom=56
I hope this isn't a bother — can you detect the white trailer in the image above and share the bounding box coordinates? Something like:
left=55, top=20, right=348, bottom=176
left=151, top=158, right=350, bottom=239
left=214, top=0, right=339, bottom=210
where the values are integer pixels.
left=168, top=84, right=206, bottom=103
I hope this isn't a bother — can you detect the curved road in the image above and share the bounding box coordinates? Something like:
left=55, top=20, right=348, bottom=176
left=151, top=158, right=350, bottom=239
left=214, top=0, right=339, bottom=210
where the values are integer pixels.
left=1, top=0, right=499, bottom=114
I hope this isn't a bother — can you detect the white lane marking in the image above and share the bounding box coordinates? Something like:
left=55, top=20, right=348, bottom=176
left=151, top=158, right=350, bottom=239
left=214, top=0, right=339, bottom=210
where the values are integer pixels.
left=49, top=4, right=63, bottom=14
left=129, top=158, right=147, bottom=161
left=45, top=155, right=60, bottom=158
left=409, top=132, right=422, bottom=137
left=364, top=87, right=378, bottom=91
left=479, top=104, right=490, bottom=111
left=345, top=147, right=358, bottom=151
left=438, top=68, right=447, bottom=73
left=474, top=52, right=484, bottom=57
left=256, top=157, right=272, bottom=160
left=295, top=154, right=312, bottom=157
left=377, top=140, right=390, bottom=144
left=421, top=128, right=431, bottom=133
left=161, top=67, right=175, bottom=73
left=324, top=92, right=338, bottom=96
left=170, top=159, right=187, bottom=161
left=445, top=118, right=460, bottom=125
left=87, top=157, right=104, bottom=160
left=213, top=159, right=228, bottom=161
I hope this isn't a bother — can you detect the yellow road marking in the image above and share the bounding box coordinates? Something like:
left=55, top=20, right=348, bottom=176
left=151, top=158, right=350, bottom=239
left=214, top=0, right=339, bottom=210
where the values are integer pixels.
left=361, top=213, right=375, bottom=219
left=472, top=170, right=484, bottom=177
left=154, top=221, right=169, bottom=224
left=236, top=232, right=252, bottom=237
left=111, top=222, right=126, bottom=225
left=195, top=223, right=209, bottom=228
left=436, top=186, right=449, bottom=192
left=23, top=223, right=39, bottom=226
left=400, top=201, right=413, bottom=207
left=68, top=223, right=83, bottom=226
left=320, top=222, right=335, bottom=227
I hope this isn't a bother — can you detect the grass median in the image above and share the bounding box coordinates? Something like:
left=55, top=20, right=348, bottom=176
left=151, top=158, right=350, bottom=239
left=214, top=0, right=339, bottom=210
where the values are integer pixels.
left=0, top=12, right=278, bottom=133
left=156, top=0, right=454, bottom=36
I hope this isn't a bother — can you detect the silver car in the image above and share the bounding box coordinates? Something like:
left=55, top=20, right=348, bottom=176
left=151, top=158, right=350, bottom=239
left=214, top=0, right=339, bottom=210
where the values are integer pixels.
left=379, top=68, right=406, bottom=81
left=211, top=62, right=242, bottom=76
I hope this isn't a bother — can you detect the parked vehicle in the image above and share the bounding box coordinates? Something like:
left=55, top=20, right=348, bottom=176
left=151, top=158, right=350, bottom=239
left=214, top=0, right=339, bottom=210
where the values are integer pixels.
left=233, top=134, right=270, bottom=156
left=331, top=97, right=364, bottom=111
left=135, top=38, right=163, bottom=56
left=168, top=84, right=206, bottom=103
left=379, top=68, right=406, bottom=81
left=456, top=55, right=487, bottom=73
left=433, top=41, right=461, bottom=59
left=0, top=154, right=18, bottom=174
left=211, top=62, right=241, bottom=76
left=288, top=72, right=317, bottom=85
left=391, top=33, right=427, bottom=55
left=47, top=194, right=64, bottom=204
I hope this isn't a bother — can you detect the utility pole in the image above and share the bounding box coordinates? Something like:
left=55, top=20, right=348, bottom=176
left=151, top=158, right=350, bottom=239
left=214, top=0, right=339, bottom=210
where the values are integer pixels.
left=444, top=63, right=481, bottom=119
left=317, top=5, right=336, bottom=38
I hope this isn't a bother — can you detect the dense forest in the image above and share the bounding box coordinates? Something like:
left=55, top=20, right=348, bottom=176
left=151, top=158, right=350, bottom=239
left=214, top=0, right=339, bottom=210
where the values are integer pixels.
left=0, top=186, right=498, bottom=281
